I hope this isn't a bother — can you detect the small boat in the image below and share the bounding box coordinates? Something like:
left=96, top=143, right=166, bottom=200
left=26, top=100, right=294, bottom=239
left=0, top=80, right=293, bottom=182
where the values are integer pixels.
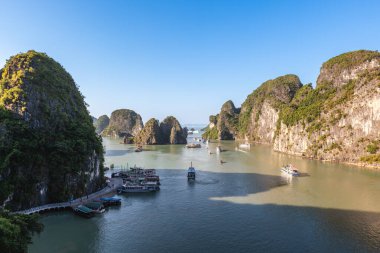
left=73, top=205, right=95, bottom=218
left=216, top=145, right=223, bottom=153
left=281, top=164, right=300, bottom=176
left=135, top=146, right=143, bottom=152
left=187, top=162, right=196, bottom=180
left=186, top=143, right=201, bottom=148
left=84, top=202, right=105, bottom=214
left=239, top=143, right=251, bottom=149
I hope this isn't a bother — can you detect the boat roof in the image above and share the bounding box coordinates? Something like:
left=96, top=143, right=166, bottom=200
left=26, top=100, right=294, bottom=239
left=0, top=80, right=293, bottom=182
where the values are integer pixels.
left=85, top=202, right=103, bottom=209
left=100, top=197, right=121, bottom=201
left=188, top=167, right=196, bottom=172
left=76, top=205, right=93, bottom=213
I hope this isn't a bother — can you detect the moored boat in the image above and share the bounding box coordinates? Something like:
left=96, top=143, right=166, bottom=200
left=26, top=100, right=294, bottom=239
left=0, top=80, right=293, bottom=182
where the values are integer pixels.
left=186, top=143, right=201, bottom=148
left=117, top=183, right=159, bottom=193
left=73, top=205, right=95, bottom=218
left=84, top=201, right=106, bottom=214
left=98, top=197, right=121, bottom=207
left=281, top=164, right=300, bottom=176
left=187, top=162, right=196, bottom=180
left=239, top=143, right=251, bottom=149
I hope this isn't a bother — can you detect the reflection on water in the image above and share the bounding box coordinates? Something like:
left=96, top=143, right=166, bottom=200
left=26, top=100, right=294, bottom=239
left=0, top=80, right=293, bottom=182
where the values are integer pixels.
left=29, top=137, right=380, bottom=253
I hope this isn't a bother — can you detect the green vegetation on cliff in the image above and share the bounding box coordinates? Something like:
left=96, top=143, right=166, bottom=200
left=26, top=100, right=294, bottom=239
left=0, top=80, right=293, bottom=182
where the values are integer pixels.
left=0, top=50, right=105, bottom=251
left=239, top=74, right=302, bottom=134
left=321, top=50, right=380, bottom=73
left=202, top=126, right=218, bottom=140
left=94, top=115, right=110, bottom=134
left=102, top=109, right=143, bottom=137
left=278, top=51, right=380, bottom=134
left=135, top=118, right=163, bottom=144
left=0, top=51, right=105, bottom=209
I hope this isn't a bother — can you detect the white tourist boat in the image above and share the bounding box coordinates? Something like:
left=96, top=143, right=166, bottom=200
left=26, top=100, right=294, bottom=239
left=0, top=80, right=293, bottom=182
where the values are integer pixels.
left=117, top=183, right=159, bottom=193
left=281, top=164, right=300, bottom=176
left=239, top=143, right=251, bottom=149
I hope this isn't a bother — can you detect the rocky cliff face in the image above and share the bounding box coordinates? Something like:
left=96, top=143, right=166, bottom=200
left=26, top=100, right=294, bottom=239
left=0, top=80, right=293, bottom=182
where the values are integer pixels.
left=274, top=50, right=380, bottom=164
left=0, top=50, right=105, bottom=210
left=135, top=116, right=187, bottom=145
left=202, top=101, right=239, bottom=140
left=135, top=118, right=163, bottom=144
left=203, top=75, right=302, bottom=143
left=160, top=116, right=187, bottom=144
left=102, top=109, right=143, bottom=138
left=205, top=50, right=380, bottom=166
left=94, top=114, right=110, bottom=134
left=238, top=74, right=302, bottom=143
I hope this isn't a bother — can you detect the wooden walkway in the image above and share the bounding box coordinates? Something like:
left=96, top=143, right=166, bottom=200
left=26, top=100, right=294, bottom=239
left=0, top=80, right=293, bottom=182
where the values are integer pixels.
left=13, top=178, right=123, bottom=215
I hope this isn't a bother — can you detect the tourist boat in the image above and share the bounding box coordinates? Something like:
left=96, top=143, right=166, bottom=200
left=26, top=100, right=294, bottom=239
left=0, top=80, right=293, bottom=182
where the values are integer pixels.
left=186, top=143, right=201, bottom=148
left=117, top=183, right=159, bottom=193
left=84, top=202, right=106, bottom=214
left=187, top=162, right=196, bottom=180
left=216, top=145, right=223, bottom=153
left=239, top=143, right=251, bottom=149
left=135, top=146, right=143, bottom=152
left=281, top=164, right=300, bottom=176
left=73, top=205, right=95, bottom=218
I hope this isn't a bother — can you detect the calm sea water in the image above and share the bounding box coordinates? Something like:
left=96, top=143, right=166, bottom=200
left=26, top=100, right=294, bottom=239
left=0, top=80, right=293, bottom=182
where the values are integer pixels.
left=29, top=134, right=380, bottom=253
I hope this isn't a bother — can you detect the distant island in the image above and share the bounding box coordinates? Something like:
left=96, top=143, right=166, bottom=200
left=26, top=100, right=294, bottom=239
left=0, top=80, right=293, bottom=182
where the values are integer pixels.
left=93, top=109, right=187, bottom=145
left=202, top=50, right=380, bottom=168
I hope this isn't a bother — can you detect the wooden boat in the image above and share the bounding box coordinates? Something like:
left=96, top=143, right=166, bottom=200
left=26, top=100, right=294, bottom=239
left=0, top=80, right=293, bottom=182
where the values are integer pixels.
left=73, top=205, right=95, bottom=218
left=84, top=202, right=106, bottom=214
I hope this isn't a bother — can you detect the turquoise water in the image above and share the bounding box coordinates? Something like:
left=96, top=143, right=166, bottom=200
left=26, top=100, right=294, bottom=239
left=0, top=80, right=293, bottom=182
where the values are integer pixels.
left=29, top=135, right=380, bottom=252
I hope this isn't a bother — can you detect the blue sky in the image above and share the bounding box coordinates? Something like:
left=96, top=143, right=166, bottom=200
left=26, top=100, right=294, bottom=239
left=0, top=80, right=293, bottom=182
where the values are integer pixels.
left=0, top=0, right=379, bottom=124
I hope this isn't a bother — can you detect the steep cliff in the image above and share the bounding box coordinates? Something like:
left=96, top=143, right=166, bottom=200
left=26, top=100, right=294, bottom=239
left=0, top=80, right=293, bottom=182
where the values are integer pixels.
left=102, top=109, right=143, bottom=137
left=94, top=114, right=110, bottom=134
left=204, top=50, right=380, bottom=166
left=0, top=50, right=105, bottom=210
left=135, top=118, right=163, bottom=144
left=203, top=75, right=302, bottom=143
left=238, top=74, right=302, bottom=143
left=274, top=50, right=380, bottom=164
left=160, top=116, right=187, bottom=144
left=202, top=101, right=239, bottom=140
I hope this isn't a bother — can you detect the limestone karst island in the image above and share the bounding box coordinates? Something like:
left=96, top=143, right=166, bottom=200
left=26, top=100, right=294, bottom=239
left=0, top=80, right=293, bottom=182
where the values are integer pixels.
left=1, top=1, right=380, bottom=253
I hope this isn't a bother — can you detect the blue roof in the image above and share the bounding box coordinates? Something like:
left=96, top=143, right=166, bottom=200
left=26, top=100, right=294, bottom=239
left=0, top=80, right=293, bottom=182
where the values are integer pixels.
left=100, top=197, right=121, bottom=201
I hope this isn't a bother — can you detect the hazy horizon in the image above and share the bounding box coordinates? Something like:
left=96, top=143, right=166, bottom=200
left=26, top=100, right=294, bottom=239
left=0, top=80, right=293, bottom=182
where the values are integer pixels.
left=1, top=0, right=379, bottom=123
